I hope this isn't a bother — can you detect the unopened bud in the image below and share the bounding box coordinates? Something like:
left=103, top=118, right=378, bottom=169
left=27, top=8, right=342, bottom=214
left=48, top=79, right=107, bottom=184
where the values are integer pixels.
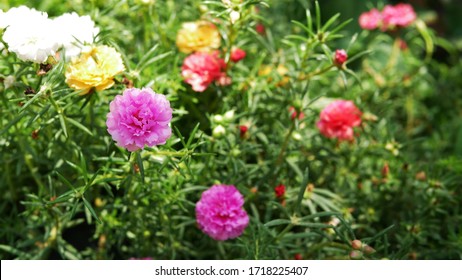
left=334, top=49, right=348, bottom=66
left=223, top=110, right=235, bottom=122
left=363, top=245, right=376, bottom=255
left=351, top=240, right=363, bottom=250
left=213, top=115, right=224, bottom=124
left=382, top=163, right=390, bottom=178
left=230, top=10, right=240, bottom=24
left=349, top=250, right=363, bottom=260
left=415, top=171, right=426, bottom=181
left=212, top=125, right=226, bottom=138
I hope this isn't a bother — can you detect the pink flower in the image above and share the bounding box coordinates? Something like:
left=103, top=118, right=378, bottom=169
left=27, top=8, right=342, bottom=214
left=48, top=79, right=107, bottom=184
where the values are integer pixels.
left=317, top=100, right=362, bottom=141
left=195, top=184, right=249, bottom=241
left=230, top=47, right=246, bottom=62
left=359, top=8, right=382, bottom=30
left=334, top=49, right=348, bottom=66
left=382, top=3, right=416, bottom=30
left=106, top=87, right=172, bottom=152
left=181, top=52, right=226, bottom=92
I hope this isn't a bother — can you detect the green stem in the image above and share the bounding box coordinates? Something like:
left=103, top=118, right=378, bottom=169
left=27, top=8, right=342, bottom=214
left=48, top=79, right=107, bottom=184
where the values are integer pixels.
left=275, top=120, right=296, bottom=166
left=305, top=64, right=334, bottom=79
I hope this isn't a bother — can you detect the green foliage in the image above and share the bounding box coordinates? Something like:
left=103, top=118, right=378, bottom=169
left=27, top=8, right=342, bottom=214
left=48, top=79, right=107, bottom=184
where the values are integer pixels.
left=1, top=0, right=461, bottom=260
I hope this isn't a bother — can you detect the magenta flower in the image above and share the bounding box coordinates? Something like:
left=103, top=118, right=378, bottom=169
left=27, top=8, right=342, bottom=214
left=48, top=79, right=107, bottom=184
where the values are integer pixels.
left=382, top=3, right=416, bottom=30
left=317, top=100, right=362, bottom=141
left=359, top=8, right=382, bottom=30
left=106, top=87, right=172, bottom=152
left=195, top=184, right=249, bottom=241
left=181, top=52, right=226, bottom=92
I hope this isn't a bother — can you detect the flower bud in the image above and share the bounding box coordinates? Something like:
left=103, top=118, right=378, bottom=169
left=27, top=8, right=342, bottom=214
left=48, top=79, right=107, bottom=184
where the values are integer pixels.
left=274, top=184, right=286, bottom=198
left=382, top=162, right=390, bottom=178
left=415, top=171, right=426, bottom=181
left=223, top=110, right=235, bottom=122
left=334, top=49, right=348, bottom=66
left=230, top=10, right=240, bottom=24
left=212, top=125, right=226, bottom=138
left=239, top=125, right=248, bottom=138
left=363, top=245, right=376, bottom=255
left=351, top=240, right=363, bottom=250
left=213, top=114, right=224, bottom=124
left=349, top=250, right=363, bottom=260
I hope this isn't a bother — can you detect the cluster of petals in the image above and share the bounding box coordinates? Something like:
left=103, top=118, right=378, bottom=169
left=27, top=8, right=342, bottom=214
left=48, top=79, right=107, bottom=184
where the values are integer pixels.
left=317, top=100, right=362, bottom=141
left=196, top=184, right=249, bottom=241
left=65, top=45, right=125, bottom=94
left=359, top=3, right=416, bottom=31
left=181, top=51, right=227, bottom=92
left=106, top=87, right=172, bottom=152
left=0, top=6, right=99, bottom=63
left=176, top=21, right=221, bottom=54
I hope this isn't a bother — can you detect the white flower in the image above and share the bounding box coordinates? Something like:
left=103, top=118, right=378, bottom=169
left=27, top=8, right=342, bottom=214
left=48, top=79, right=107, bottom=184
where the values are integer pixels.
left=0, top=6, right=47, bottom=29
left=1, top=6, right=60, bottom=63
left=53, top=12, right=99, bottom=59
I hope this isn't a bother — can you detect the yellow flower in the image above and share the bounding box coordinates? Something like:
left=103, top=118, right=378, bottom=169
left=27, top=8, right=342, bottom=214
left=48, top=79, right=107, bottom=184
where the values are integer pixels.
left=258, top=64, right=289, bottom=87
left=176, top=21, right=221, bottom=54
left=65, top=45, right=125, bottom=94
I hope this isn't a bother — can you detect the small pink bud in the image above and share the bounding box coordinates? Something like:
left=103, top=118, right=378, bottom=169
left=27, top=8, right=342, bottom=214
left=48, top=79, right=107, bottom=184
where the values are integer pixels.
left=349, top=250, right=363, bottom=260
left=351, top=240, right=363, bottom=250
left=363, top=245, right=376, bottom=255
left=334, top=49, right=348, bottom=66
left=382, top=163, right=390, bottom=178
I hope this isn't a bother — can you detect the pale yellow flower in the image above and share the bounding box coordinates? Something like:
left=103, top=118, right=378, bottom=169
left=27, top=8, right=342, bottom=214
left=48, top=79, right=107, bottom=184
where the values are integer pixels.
left=65, top=45, right=125, bottom=94
left=176, top=21, right=221, bottom=54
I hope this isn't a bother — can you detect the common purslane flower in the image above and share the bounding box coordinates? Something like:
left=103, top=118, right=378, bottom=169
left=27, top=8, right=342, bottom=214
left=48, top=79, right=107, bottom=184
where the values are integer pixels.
left=176, top=21, right=221, bottom=54
left=359, top=3, right=416, bottom=31
left=181, top=52, right=227, bottom=92
left=65, top=45, right=125, bottom=94
left=106, top=87, right=172, bottom=152
left=1, top=6, right=60, bottom=63
left=195, top=184, right=249, bottom=241
left=381, top=3, right=416, bottom=30
left=317, top=100, right=362, bottom=141
left=358, top=8, right=382, bottom=30
left=53, top=12, right=99, bottom=59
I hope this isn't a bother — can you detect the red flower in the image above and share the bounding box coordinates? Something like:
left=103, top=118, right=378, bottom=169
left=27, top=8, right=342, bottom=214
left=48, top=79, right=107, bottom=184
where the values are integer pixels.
left=181, top=52, right=226, bottom=92
left=317, top=100, right=362, bottom=141
left=334, top=49, right=348, bottom=66
left=274, top=184, right=286, bottom=198
left=230, top=47, right=246, bottom=62
left=255, top=23, right=266, bottom=35
left=294, top=253, right=303, bottom=260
